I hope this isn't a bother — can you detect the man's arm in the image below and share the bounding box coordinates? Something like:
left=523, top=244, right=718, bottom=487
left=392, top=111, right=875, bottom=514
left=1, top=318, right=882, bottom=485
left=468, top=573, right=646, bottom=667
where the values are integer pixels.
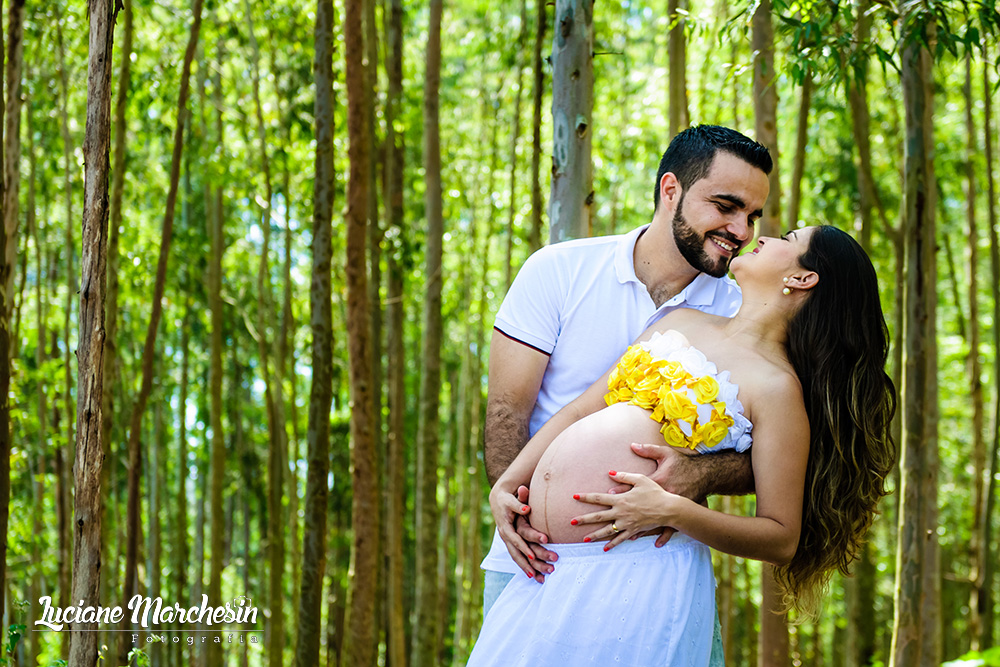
left=632, top=444, right=755, bottom=502
left=484, top=329, right=549, bottom=485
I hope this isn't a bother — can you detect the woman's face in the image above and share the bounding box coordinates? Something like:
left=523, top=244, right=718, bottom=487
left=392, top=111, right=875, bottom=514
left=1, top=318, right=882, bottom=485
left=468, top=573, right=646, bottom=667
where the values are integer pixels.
left=730, top=226, right=818, bottom=285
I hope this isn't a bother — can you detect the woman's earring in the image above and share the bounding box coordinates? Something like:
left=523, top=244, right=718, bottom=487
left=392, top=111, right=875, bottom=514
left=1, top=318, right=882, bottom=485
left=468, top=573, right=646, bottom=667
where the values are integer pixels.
left=782, top=287, right=791, bottom=295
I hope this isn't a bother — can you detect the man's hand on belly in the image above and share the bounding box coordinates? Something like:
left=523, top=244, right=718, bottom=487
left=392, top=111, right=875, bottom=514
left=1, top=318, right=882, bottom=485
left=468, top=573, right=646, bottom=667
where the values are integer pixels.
left=514, top=485, right=559, bottom=573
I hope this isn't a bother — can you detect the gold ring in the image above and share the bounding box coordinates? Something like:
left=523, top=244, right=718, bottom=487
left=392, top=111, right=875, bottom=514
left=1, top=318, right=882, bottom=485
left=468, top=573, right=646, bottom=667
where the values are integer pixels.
left=611, top=522, right=620, bottom=534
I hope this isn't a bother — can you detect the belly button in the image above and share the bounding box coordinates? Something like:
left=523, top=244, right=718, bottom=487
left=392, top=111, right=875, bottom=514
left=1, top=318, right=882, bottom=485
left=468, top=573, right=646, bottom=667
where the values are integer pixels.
left=543, top=471, right=551, bottom=481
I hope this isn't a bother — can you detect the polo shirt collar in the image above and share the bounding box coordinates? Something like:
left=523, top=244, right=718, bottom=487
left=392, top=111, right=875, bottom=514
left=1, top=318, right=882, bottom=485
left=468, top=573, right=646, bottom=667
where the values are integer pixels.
left=615, top=224, right=725, bottom=307
left=614, top=224, right=650, bottom=284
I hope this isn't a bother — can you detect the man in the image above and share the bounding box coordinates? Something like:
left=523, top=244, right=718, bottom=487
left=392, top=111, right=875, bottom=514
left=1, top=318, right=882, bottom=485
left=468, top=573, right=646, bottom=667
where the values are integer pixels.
left=482, top=125, right=772, bottom=663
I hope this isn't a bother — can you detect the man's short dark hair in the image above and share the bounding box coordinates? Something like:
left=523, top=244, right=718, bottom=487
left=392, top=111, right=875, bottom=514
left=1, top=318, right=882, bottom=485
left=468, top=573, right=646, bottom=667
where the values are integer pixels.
left=653, top=125, right=773, bottom=211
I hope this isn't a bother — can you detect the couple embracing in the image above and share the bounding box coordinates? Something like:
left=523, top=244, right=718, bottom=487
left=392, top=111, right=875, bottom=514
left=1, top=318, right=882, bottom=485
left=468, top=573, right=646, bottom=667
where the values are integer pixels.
left=469, top=125, right=895, bottom=665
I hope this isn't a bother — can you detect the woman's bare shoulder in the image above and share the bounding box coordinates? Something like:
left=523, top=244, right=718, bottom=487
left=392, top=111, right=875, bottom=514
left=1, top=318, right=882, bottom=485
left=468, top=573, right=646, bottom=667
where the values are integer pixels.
left=651, top=306, right=729, bottom=334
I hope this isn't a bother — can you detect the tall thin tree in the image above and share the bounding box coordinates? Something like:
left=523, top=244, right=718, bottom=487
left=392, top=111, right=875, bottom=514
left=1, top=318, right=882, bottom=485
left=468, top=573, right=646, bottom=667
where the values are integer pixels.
left=293, top=1, right=335, bottom=664
left=382, top=0, right=407, bottom=661
left=413, top=0, right=444, bottom=664
left=890, top=9, right=940, bottom=667
left=69, top=0, right=118, bottom=664
left=119, top=0, right=204, bottom=662
left=548, top=0, right=593, bottom=242
left=342, top=0, right=378, bottom=660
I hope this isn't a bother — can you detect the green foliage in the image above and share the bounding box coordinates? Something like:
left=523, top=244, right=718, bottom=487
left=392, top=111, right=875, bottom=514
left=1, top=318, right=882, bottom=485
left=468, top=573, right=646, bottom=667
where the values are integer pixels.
left=943, top=646, right=1000, bottom=666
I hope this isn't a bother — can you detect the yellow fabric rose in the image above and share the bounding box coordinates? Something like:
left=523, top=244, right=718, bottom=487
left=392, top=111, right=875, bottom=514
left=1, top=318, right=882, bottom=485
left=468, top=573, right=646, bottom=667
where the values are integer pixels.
left=694, top=419, right=730, bottom=448
left=690, top=375, right=720, bottom=403
left=661, top=389, right=698, bottom=423
left=659, top=361, right=688, bottom=385
left=660, top=421, right=690, bottom=448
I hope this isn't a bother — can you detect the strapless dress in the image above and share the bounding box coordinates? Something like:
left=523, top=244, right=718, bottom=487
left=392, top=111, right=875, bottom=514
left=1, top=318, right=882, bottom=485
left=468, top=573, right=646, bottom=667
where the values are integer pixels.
left=467, top=331, right=753, bottom=667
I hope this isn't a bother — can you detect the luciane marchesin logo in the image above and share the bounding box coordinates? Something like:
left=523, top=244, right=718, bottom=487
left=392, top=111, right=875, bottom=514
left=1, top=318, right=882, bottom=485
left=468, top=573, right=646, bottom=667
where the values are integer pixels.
left=34, top=594, right=258, bottom=631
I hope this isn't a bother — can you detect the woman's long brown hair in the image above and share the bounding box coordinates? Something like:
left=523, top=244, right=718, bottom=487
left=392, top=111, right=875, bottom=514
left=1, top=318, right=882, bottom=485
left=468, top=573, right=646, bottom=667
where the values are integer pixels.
left=776, top=225, right=897, bottom=616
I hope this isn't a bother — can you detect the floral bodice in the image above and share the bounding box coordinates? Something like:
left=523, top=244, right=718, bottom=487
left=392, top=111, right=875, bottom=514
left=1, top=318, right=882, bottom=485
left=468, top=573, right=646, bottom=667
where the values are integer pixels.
left=604, top=330, right=753, bottom=453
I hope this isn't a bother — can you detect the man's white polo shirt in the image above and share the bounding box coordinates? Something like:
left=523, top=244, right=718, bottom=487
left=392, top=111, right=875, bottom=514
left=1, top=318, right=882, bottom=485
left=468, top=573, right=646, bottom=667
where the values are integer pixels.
left=482, top=224, right=743, bottom=575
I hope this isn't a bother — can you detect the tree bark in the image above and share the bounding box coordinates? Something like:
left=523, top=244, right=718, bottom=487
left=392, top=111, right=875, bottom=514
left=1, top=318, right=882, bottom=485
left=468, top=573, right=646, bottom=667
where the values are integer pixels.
left=963, top=50, right=986, bottom=652
left=786, top=69, right=812, bottom=230
left=56, top=22, right=78, bottom=648
left=293, top=1, right=335, bottom=664
left=413, top=1, right=444, bottom=664
left=69, top=1, right=116, bottom=664
left=890, top=13, right=939, bottom=667
left=751, top=0, right=780, bottom=238
left=27, top=96, right=45, bottom=667
left=383, top=0, right=407, bottom=661
left=979, top=41, right=999, bottom=650
left=752, top=0, right=786, bottom=655
left=101, top=0, right=132, bottom=619
left=242, top=3, right=287, bottom=662
left=119, top=1, right=204, bottom=662
left=505, top=0, right=527, bottom=289
left=529, top=0, right=546, bottom=252
left=342, top=0, right=378, bottom=661
left=667, top=0, right=688, bottom=138
left=0, top=0, right=23, bottom=637
left=548, top=0, right=593, bottom=242
left=206, top=38, right=226, bottom=667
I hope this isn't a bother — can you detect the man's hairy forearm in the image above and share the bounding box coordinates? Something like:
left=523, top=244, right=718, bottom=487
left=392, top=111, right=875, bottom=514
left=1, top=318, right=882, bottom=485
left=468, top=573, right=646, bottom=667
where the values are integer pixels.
left=484, top=399, right=530, bottom=486
left=671, top=450, right=755, bottom=501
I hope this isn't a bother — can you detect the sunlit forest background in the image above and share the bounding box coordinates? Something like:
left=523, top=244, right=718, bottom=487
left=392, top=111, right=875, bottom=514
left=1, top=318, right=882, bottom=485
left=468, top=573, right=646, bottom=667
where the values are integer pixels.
left=1, top=0, right=999, bottom=666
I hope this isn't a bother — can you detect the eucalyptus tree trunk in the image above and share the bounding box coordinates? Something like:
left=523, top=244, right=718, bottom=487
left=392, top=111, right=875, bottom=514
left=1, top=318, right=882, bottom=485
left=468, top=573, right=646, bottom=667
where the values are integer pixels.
left=963, top=51, right=987, bottom=651
left=666, top=0, right=688, bottom=138
left=383, top=0, right=407, bottom=661
left=56, top=21, right=78, bottom=638
left=27, top=100, right=45, bottom=667
left=413, top=1, right=444, bottom=664
left=529, top=0, right=546, bottom=252
left=243, top=3, right=287, bottom=662
left=549, top=0, right=593, bottom=243
left=342, top=0, right=379, bottom=661
left=275, top=66, right=301, bottom=636
left=206, top=38, right=226, bottom=667
left=890, top=14, right=940, bottom=667
left=149, top=395, right=164, bottom=666
left=4, top=0, right=23, bottom=291
left=119, top=1, right=204, bottom=662
left=978, top=42, right=999, bottom=650
left=786, top=69, right=812, bottom=230
left=175, top=302, right=191, bottom=652
left=751, top=0, right=780, bottom=238
left=505, top=0, right=527, bottom=289
left=752, top=0, right=786, bottom=656
left=293, top=1, right=335, bottom=664
left=69, top=3, right=117, bottom=664
left=0, top=0, right=24, bottom=636
left=102, top=0, right=132, bottom=617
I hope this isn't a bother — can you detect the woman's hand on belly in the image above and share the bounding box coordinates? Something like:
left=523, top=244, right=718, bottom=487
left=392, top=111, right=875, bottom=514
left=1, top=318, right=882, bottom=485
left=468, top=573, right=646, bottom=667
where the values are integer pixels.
left=571, top=470, right=695, bottom=551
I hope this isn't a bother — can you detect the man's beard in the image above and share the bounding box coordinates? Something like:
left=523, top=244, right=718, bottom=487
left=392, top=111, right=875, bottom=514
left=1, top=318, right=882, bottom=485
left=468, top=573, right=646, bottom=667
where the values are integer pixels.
left=672, top=198, right=735, bottom=278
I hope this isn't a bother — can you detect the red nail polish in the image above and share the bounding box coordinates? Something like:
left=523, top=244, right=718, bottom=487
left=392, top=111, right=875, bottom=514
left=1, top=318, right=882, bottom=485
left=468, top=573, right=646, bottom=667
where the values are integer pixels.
left=573, top=494, right=580, bottom=500
left=521, top=505, right=529, bottom=513
left=528, top=553, right=535, bottom=560
left=570, top=519, right=578, bottom=526
left=609, top=470, right=617, bottom=476
left=603, top=545, right=610, bottom=552
left=527, top=571, right=534, bottom=578
left=583, top=537, right=591, bottom=543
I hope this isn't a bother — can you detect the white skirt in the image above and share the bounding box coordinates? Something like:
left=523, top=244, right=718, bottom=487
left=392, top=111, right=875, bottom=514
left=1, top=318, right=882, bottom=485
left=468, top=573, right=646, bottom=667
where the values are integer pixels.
left=467, top=535, right=715, bottom=667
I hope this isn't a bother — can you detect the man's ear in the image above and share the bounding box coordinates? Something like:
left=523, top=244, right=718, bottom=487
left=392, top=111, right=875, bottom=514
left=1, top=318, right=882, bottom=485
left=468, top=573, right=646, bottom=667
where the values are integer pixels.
left=659, top=172, right=682, bottom=207
left=788, top=271, right=819, bottom=291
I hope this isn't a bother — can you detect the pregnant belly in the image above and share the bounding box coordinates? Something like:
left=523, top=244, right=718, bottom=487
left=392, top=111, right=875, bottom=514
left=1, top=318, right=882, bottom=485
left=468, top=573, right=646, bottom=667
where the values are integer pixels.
left=529, top=403, right=662, bottom=543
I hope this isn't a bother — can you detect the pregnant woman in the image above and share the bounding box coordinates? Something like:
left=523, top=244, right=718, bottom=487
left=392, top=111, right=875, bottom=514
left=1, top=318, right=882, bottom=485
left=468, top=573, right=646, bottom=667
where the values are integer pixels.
left=467, top=225, right=896, bottom=666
